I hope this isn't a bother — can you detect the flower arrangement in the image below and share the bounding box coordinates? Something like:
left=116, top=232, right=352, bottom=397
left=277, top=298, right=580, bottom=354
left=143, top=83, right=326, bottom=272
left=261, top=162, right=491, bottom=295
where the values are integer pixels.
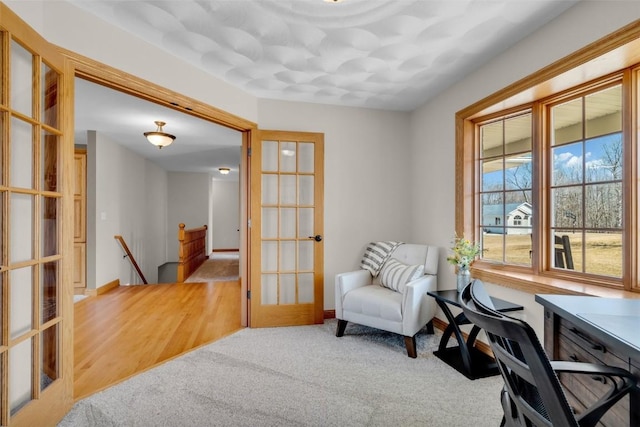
left=447, top=235, right=481, bottom=270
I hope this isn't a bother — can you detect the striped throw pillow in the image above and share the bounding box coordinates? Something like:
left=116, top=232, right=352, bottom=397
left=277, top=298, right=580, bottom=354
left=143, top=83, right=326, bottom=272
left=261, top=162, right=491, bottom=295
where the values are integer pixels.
left=379, top=259, right=424, bottom=293
left=360, top=241, right=402, bottom=277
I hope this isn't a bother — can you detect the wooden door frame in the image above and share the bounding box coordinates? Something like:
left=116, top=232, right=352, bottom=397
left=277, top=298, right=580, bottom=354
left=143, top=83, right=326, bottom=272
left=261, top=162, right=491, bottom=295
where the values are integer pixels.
left=57, top=47, right=256, bottom=327
left=0, top=4, right=74, bottom=425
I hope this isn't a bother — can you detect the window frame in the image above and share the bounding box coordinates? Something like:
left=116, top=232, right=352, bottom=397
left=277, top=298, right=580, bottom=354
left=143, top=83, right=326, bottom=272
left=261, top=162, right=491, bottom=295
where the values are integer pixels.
left=455, top=21, right=640, bottom=297
left=476, top=110, right=534, bottom=266
left=543, top=78, right=627, bottom=280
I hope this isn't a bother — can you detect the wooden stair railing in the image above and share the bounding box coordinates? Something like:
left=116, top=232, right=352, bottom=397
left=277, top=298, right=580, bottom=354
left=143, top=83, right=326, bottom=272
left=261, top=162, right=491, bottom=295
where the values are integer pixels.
left=177, top=223, right=208, bottom=282
left=114, top=235, right=148, bottom=284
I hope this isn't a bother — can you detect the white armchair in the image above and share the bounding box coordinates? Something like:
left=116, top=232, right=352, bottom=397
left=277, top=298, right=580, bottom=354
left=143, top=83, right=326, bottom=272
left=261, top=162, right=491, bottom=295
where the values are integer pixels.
left=335, top=243, right=439, bottom=358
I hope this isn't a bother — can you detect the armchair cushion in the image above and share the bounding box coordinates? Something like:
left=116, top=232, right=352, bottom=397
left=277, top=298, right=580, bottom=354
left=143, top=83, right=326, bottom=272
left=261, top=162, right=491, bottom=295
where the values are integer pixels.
left=360, top=241, right=401, bottom=277
left=379, top=259, right=424, bottom=293
left=342, top=285, right=404, bottom=323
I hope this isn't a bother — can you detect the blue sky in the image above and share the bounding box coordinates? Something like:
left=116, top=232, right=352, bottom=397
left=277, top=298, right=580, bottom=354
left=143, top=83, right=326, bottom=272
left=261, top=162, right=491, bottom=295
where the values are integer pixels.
left=481, top=132, right=622, bottom=191
left=553, top=133, right=622, bottom=183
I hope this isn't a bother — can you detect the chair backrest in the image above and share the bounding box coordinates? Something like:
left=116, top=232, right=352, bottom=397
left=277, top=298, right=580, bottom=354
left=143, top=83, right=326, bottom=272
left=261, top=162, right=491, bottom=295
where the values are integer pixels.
left=390, top=244, right=439, bottom=275
left=460, top=280, right=579, bottom=427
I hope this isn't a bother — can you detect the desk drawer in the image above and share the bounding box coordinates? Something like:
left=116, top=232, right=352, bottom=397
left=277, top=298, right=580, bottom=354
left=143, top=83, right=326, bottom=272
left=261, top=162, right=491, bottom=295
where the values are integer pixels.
left=561, top=388, right=588, bottom=423
left=558, top=319, right=627, bottom=368
left=557, top=335, right=629, bottom=427
left=557, top=319, right=629, bottom=427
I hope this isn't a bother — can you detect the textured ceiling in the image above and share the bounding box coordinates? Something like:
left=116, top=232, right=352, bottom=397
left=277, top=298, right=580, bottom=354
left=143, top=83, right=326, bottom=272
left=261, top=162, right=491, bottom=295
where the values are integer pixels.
left=69, top=0, right=579, bottom=112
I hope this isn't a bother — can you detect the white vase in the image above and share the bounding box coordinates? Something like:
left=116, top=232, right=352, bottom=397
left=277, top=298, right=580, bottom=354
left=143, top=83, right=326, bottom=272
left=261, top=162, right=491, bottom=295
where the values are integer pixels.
left=457, top=268, right=471, bottom=293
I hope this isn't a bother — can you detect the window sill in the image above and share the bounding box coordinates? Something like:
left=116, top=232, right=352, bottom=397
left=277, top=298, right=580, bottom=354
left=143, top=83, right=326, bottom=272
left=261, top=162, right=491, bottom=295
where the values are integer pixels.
left=470, top=266, right=640, bottom=299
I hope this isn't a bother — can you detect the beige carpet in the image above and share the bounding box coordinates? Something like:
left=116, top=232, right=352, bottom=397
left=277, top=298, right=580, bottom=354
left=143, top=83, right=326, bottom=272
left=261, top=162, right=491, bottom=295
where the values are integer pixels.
left=184, top=252, right=239, bottom=283
left=58, top=320, right=504, bottom=426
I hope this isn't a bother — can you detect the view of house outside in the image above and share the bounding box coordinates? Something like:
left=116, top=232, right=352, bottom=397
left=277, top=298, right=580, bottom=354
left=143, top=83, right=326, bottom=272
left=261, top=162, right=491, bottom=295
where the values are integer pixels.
left=477, top=84, right=623, bottom=278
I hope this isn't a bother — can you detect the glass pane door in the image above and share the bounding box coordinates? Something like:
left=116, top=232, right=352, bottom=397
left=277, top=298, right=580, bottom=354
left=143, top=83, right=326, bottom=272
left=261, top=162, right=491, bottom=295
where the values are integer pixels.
left=0, top=5, right=72, bottom=423
left=250, top=131, right=324, bottom=327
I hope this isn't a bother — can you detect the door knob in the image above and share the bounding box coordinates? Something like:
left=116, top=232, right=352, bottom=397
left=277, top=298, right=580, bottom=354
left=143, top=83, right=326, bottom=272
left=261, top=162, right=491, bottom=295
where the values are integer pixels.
left=308, top=235, right=322, bottom=242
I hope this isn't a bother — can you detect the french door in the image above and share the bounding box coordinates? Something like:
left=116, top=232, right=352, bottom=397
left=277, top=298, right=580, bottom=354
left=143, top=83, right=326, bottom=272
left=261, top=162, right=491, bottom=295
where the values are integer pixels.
left=249, top=130, right=324, bottom=327
left=0, top=4, right=73, bottom=426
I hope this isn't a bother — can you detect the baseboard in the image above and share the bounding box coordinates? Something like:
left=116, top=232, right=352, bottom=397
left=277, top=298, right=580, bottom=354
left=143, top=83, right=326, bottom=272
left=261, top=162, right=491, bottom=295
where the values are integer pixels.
left=158, top=261, right=179, bottom=267
left=431, top=317, right=448, bottom=333
left=324, top=311, right=493, bottom=358
left=85, top=279, right=120, bottom=297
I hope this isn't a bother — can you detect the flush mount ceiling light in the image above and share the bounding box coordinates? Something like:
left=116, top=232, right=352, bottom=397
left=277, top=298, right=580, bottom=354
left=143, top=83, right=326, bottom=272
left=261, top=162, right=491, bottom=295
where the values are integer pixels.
left=219, top=167, right=231, bottom=175
left=144, top=120, right=175, bottom=149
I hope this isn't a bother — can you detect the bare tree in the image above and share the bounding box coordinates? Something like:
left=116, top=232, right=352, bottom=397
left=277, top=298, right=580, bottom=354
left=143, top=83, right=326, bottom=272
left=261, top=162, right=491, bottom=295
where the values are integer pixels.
left=505, top=158, right=532, bottom=203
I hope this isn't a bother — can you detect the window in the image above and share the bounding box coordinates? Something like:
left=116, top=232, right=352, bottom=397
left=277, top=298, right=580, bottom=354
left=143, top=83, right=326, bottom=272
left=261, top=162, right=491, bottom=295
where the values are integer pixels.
left=549, top=84, right=623, bottom=277
left=476, top=84, right=623, bottom=278
left=479, top=113, right=532, bottom=266
left=457, top=24, right=640, bottom=293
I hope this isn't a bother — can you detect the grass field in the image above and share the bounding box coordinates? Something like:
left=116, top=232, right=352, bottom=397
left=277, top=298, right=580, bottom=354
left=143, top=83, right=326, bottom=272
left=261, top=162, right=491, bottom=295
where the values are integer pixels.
left=482, top=232, right=623, bottom=277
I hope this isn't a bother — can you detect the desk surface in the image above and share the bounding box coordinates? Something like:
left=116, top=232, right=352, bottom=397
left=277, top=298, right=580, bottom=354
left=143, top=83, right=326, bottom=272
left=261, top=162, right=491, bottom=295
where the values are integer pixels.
left=428, top=289, right=523, bottom=312
left=535, top=294, right=640, bottom=361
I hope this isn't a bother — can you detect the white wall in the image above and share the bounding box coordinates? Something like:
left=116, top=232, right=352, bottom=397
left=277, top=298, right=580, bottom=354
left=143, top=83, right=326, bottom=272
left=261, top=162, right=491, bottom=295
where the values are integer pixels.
left=210, top=180, right=240, bottom=251
left=145, top=161, right=170, bottom=279
left=87, top=131, right=168, bottom=288
left=167, top=172, right=210, bottom=261
left=409, top=1, right=640, bottom=337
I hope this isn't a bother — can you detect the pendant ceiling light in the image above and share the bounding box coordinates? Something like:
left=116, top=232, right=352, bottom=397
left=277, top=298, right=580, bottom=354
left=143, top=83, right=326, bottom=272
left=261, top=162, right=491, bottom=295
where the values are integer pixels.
left=144, top=120, right=176, bottom=149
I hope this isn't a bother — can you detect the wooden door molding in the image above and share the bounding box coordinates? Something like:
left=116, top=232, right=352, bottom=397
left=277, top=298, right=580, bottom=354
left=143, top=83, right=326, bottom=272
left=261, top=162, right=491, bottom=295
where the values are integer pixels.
left=73, top=149, right=86, bottom=291
left=58, top=45, right=257, bottom=328
left=57, top=47, right=256, bottom=132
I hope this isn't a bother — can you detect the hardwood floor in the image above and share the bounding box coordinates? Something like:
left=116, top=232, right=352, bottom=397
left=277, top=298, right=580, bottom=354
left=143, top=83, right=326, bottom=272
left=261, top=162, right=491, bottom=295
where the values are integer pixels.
left=73, top=281, right=242, bottom=400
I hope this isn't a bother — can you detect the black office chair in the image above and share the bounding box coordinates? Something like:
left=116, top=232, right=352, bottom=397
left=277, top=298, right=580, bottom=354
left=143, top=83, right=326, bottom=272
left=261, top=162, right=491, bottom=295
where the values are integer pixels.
left=459, top=280, right=636, bottom=427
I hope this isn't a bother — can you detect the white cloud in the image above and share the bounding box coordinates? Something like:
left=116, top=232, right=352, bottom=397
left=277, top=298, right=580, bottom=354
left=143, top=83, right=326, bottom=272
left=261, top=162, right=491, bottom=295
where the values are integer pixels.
left=564, top=154, right=582, bottom=169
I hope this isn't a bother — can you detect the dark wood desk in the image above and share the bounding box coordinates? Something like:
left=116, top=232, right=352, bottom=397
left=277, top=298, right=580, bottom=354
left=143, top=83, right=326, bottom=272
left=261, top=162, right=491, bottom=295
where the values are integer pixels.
left=428, top=290, right=523, bottom=380
left=536, top=294, right=640, bottom=427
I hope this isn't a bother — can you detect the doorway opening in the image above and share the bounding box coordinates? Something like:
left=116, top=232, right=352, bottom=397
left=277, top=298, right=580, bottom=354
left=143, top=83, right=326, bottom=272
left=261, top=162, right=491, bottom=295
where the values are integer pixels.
left=67, top=53, right=254, bottom=325
left=67, top=52, right=255, bottom=398
left=74, top=76, right=243, bottom=288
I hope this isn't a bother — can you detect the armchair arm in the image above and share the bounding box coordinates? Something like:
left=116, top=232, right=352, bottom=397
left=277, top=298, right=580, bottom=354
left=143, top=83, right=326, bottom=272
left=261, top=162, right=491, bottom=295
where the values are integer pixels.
left=550, top=361, right=637, bottom=427
left=335, top=269, right=372, bottom=318
left=402, top=274, right=437, bottom=336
